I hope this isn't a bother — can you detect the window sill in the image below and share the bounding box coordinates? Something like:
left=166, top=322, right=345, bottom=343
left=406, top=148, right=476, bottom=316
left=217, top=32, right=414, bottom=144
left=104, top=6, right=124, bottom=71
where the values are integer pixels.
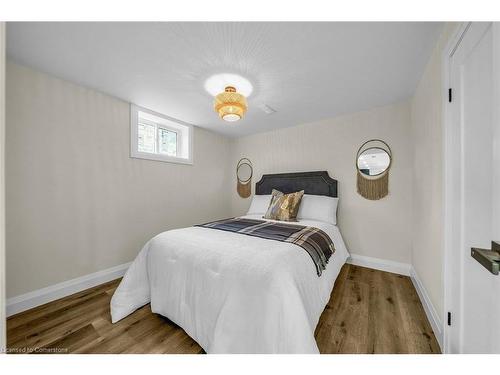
left=130, top=150, right=193, bottom=165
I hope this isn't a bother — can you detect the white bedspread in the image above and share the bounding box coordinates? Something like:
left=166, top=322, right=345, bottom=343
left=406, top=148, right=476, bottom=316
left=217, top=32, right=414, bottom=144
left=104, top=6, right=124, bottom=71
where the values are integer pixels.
left=110, top=215, right=349, bottom=353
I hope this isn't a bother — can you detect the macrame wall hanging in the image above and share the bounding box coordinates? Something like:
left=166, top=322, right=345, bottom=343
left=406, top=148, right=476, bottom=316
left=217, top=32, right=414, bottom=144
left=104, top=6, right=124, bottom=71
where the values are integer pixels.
left=356, top=139, right=392, bottom=200
left=236, top=158, right=253, bottom=198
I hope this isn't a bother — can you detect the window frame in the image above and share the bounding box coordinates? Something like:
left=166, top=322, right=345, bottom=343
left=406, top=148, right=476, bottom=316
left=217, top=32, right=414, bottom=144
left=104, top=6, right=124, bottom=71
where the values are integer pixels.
left=130, top=104, right=193, bottom=165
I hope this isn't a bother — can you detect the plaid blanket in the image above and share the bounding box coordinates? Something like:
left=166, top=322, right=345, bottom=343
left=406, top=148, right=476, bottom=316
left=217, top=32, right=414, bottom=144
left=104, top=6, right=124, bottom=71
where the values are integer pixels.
left=196, top=218, right=335, bottom=276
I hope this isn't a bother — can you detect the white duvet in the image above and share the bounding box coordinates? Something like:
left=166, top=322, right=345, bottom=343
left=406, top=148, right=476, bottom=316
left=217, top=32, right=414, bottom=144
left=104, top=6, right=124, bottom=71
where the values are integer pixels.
left=110, top=215, right=349, bottom=353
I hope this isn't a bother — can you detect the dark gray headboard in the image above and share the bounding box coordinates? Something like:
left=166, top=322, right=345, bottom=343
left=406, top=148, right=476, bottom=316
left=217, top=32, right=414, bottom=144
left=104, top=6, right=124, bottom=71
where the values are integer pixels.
left=255, top=171, right=337, bottom=197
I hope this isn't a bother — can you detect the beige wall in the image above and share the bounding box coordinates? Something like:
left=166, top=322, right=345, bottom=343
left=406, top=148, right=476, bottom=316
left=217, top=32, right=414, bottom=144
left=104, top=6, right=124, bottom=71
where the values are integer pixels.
left=5, top=62, right=232, bottom=298
left=0, top=22, right=6, bottom=350
left=230, top=101, right=414, bottom=264
left=410, top=23, right=458, bottom=318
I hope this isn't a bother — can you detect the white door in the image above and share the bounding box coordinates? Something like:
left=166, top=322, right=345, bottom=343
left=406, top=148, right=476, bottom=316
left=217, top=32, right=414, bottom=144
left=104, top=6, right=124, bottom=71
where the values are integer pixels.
left=446, top=22, right=500, bottom=353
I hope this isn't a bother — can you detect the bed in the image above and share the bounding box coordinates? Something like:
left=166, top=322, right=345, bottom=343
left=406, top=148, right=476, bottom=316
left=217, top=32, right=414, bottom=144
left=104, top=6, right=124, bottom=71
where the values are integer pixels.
left=110, top=171, right=350, bottom=353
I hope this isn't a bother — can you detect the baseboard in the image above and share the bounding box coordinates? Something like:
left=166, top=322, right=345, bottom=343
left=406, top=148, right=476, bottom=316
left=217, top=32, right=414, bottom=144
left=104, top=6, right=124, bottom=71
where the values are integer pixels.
left=6, top=262, right=131, bottom=317
left=410, top=267, right=443, bottom=350
left=347, top=253, right=411, bottom=276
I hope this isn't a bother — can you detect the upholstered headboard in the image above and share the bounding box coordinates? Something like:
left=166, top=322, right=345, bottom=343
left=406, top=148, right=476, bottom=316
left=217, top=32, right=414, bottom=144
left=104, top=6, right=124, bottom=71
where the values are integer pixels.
left=255, top=171, right=337, bottom=197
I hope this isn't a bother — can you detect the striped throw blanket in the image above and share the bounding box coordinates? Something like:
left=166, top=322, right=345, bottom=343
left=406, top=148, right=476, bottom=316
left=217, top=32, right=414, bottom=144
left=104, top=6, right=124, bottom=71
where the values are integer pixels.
left=196, top=218, right=335, bottom=276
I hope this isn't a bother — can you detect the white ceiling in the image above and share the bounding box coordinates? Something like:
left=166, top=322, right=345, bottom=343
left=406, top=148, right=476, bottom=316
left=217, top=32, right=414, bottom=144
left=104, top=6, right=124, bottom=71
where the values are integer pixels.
left=6, top=22, right=442, bottom=138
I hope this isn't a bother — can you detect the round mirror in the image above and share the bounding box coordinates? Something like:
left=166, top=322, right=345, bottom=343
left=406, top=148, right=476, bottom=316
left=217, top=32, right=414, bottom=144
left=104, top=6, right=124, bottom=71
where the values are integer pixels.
left=357, top=147, right=391, bottom=176
left=237, top=160, right=252, bottom=182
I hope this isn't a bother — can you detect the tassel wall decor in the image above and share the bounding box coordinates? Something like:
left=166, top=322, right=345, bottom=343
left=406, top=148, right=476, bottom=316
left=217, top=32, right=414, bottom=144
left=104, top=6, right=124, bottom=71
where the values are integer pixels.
left=356, top=139, right=392, bottom=200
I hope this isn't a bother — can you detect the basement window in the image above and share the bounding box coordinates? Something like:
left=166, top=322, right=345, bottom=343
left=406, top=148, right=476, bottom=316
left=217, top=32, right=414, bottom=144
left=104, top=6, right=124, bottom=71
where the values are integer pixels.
left=131, top=104, right=193, bottom=165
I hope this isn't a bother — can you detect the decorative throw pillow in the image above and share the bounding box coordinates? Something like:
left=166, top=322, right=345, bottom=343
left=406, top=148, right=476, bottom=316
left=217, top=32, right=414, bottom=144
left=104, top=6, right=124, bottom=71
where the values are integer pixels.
left=263, top=189, right=304, bottom=222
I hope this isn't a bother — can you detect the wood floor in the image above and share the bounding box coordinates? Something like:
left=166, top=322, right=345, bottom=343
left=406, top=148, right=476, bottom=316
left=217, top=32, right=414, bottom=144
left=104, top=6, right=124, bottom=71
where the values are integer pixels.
left=6, top=264, right=440, bottom=354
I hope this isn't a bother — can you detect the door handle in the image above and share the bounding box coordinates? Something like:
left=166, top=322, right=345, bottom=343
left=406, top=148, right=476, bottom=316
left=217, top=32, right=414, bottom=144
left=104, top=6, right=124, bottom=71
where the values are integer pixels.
left=471, top=241, right=500, bottom=275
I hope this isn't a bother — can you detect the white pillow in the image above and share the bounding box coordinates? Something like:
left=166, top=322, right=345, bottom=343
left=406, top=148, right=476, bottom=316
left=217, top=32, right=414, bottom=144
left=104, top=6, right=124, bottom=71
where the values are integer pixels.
left=297, top=195, right=339, bottom=225
left=246, top=194, right=272, bottom=216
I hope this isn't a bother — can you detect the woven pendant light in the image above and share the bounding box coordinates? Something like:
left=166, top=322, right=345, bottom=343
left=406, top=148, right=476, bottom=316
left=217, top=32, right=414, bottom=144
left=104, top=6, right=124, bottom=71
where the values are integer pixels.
left=214, top=86, right=248, bottom=122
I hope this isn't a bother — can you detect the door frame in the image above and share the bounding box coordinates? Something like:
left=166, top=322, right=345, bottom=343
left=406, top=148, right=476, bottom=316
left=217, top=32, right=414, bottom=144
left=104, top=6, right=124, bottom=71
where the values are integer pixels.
left=442, top=22, right=499, bottom=354
left=442, top=21, right=469, bottom=355
left=0, top=21, right=5, bottom=353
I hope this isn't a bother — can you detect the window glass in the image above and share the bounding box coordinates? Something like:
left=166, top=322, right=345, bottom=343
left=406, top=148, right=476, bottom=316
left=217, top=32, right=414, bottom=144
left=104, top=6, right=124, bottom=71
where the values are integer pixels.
left=138, top=122, right=156, bottom=153
left=159, top=128, right=177, bottom=156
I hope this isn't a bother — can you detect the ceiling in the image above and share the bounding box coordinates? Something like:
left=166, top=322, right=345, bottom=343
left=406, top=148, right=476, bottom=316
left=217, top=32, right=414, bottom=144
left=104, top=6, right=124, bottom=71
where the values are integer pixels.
left=6, top=22, right=442, bottom=138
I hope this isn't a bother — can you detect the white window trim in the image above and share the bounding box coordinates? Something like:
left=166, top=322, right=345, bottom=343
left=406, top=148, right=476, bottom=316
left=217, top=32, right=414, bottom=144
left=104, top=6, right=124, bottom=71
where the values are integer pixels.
left=130, top=104, right=193, bottom=165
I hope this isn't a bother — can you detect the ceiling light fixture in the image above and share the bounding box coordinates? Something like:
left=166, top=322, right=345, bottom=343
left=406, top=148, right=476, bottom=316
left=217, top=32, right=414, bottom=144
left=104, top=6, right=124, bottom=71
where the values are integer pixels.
left=214, top=86, right=248, bottom=122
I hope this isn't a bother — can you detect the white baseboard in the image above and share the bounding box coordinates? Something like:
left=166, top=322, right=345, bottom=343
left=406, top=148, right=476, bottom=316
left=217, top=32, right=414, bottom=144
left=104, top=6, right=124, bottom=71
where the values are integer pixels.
left=410, top=267, right=443, bottom=350
left=347, top=253, right=411, bottom=276
left=6, top=262, right=131, bottom=317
